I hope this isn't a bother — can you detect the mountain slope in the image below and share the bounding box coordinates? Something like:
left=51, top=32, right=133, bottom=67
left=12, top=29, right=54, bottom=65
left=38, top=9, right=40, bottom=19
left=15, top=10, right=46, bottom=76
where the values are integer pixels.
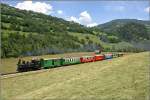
left=98, top=19, right=150, bottom=31
left=97, top=19, right=150, bottom=41
left=96, top=19, right=150, bottom=50
left=1, top=4, right=103, bottom=58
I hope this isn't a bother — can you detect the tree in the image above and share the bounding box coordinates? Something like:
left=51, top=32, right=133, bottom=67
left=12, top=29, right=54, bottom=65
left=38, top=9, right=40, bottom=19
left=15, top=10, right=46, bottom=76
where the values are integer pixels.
left=108, top=35, right=120, bottom=43
left=117, top=22, right=149, bottom=41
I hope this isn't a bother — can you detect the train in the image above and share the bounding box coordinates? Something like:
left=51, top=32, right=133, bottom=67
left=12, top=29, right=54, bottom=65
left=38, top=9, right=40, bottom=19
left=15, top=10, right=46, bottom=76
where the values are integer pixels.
left=17, top=53, right=124, bottom=72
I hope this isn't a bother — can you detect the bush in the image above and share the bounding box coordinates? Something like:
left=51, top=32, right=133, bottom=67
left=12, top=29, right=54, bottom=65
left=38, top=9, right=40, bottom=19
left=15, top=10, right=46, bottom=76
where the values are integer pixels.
left=108, top=35, right=120, bottom=43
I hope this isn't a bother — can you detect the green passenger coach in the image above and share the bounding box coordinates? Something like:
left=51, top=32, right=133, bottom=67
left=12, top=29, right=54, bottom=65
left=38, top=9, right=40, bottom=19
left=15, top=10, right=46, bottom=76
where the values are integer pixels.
left=53, top=58, right=62, bottom=67
left=40, top=58, right=63, bottom=69
left=40, top=57, right=81, bottom=69
left=62, top=57, right=81, bottom=65
left=40, top=58, right=54, bottom=69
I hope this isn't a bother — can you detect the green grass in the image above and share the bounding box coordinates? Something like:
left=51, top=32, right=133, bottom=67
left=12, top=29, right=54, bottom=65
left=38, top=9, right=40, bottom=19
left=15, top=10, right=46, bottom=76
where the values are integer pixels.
left=1, top=52, right=149, bottom=100
left=68, top=32, right=102, bottom=44
left=2, top=29, right=38, bottom=37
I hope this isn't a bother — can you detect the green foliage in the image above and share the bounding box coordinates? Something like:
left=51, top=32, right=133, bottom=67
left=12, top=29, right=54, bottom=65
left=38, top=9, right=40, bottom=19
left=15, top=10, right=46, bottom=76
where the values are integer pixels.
left=108, top=35, right=120, bottom=43
left=97, top=19, right=150, bottom=41
left=117, top=22, right=149, bottom=41
left=1, top=4, right=93, bottom=34
left=99, top=33, right=108, bottom=42
left=1, top=31, right=83, bottom=58
left=1, top=4, right=98, bottom=58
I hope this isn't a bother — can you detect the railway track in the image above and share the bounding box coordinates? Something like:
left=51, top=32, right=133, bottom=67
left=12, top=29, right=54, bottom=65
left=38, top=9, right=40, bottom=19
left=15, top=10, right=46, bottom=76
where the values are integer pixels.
left=1, top=68, right=53, bottom=79
left=1, top=72, right=19, bottom=76
left=1, top=62, right=90, bottom=79
left=1, top=64, right=78, bottom=79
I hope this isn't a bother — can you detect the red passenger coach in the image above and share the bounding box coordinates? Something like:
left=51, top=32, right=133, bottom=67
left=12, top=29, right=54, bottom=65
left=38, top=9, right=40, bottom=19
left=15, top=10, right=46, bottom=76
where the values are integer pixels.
left=94, top=54, right=105, bottom=61
left=80, top=56, right=95, bottom=63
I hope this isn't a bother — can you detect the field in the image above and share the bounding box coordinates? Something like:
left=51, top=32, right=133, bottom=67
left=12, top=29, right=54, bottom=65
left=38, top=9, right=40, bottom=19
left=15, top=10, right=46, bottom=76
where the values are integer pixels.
left=1, top=52, right=150, bottom=100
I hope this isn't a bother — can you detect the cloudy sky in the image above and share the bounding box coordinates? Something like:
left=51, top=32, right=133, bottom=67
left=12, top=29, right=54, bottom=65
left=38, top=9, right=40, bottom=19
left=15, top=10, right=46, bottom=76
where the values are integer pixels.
left=1, top=0, right=150, bottom=27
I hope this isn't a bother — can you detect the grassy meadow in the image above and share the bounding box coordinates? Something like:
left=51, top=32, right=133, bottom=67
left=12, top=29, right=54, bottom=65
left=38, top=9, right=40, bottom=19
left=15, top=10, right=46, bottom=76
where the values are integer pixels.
left=1, top=52, right=149, bottom=100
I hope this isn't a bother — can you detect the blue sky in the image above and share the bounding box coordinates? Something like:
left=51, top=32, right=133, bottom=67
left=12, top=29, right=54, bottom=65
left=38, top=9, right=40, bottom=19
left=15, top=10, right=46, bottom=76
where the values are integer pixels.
left=1, top=0, right=150, bottom=27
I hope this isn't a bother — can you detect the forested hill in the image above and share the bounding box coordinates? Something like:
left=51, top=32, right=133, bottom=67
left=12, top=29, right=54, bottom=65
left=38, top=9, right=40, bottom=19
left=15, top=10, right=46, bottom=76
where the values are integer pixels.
left=1, top=3, right=102, bottom=58
left=1, top=4, right=150, bottom=58
left=1, top=3, right=96, bottom=34
left=96, top=19, right=150, bottom=41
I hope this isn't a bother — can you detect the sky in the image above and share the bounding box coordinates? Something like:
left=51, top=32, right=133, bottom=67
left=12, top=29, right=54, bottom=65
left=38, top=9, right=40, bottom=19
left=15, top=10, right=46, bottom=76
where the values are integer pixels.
left=1, top=0, right=150, bottom=27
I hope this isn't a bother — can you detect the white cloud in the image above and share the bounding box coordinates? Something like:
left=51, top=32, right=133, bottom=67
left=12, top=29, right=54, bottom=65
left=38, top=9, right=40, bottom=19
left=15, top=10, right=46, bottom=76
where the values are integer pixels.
left=144, top=7, right=150, bottom=13
left=15, top=1, right=53, bottom=14
left=68, top=11, right=97, bottom=27
left=79, top=11, right=92, bottom=24
left=69, top=16, right=80, bottom=23
left=57, top=10, right=63, bottom=14
left=137, top=18, right=144, bottom=20
left=87, top=23, right=98, bottom=27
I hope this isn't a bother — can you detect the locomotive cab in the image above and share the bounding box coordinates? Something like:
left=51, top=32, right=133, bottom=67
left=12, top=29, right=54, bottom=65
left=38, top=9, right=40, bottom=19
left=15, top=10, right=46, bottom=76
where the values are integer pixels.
left=17, top=58, right=41, bottom=72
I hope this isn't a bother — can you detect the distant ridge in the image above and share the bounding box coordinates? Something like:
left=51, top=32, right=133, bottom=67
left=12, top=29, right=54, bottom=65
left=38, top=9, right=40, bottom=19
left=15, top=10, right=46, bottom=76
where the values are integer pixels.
left=96, top=19, right=150, bottom=40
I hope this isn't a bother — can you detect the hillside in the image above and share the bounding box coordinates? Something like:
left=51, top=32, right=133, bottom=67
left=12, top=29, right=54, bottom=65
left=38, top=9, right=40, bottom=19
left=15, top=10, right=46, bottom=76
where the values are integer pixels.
left=1, top=4, right=149, bottom=58
left=96, top=19, right=150, bottom=34
left=96, top=19, right=150, bottom=51
left=97, top=19, right=150, bottom=41
left=1, top=3, right=103, bottom=58
left=1, top=52, right=149, bottom=100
